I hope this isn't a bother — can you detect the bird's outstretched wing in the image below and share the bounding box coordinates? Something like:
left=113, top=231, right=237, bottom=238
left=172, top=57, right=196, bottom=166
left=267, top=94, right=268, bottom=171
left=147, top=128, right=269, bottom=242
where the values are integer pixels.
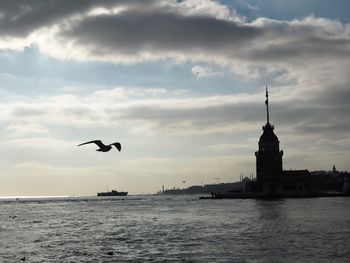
left=77, top=140, right=105, bottom=148
left=110, top=142, right=121, bottom=152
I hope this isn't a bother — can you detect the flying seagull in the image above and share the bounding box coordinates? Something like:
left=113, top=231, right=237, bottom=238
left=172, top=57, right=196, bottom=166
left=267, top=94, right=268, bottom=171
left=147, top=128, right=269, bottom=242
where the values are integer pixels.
left=77, top=140, right=121, bottom=152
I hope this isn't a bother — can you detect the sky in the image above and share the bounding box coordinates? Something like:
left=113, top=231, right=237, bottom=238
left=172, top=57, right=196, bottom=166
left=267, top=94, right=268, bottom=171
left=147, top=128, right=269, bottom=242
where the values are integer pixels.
left=0, top=0, right=349, bottom=196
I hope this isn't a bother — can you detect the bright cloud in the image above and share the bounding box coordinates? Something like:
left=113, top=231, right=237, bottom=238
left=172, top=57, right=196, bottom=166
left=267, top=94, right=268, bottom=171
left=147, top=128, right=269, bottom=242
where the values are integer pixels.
left=192, top=65, right=223, bottom=78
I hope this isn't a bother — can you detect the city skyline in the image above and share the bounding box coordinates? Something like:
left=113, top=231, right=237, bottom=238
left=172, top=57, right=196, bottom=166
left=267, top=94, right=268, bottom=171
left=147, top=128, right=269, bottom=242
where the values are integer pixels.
left=0, top=0, right=350, bottom=196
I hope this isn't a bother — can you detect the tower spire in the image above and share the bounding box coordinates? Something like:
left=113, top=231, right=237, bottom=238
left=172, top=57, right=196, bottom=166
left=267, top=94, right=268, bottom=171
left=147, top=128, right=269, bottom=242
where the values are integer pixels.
left=265, top=85, right=269, bottom=124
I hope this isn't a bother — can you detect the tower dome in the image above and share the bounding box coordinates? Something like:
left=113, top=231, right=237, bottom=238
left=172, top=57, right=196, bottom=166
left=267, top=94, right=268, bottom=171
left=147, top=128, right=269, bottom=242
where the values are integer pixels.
left=259, top=123, right=279, bottom=143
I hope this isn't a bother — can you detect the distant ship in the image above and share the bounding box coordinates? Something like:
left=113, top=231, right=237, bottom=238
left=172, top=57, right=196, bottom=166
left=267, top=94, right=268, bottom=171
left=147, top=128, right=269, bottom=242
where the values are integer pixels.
left=97, top=190, right=128, bottom=196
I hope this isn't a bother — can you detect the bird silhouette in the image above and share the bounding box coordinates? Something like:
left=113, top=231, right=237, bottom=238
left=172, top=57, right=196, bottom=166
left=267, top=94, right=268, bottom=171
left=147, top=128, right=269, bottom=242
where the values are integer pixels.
left=77, top=140, right=121, bottom=152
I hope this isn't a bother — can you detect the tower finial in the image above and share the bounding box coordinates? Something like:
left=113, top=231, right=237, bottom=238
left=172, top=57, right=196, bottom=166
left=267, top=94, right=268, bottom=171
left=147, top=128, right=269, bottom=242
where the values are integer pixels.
left=265, top=85, right=269, bottom=124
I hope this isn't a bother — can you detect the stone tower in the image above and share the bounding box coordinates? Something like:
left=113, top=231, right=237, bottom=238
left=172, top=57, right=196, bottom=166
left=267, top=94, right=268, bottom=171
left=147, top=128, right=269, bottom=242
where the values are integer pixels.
left=255, top=87, right=283, bottom=182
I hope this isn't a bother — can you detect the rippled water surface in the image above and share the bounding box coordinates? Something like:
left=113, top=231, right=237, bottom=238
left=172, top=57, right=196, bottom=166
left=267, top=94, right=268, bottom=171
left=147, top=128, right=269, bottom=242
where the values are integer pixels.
left=1, top=195, right=349, bottom=262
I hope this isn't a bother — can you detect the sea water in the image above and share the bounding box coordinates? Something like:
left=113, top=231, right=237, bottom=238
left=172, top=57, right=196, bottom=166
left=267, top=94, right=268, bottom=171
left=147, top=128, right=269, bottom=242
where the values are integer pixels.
left=1, top=195, right=349, bottom=262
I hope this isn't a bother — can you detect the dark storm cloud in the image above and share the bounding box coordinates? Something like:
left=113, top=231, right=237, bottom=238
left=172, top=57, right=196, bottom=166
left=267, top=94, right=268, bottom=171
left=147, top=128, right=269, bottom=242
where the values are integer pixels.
left=0, top=0, right=90, bottom=36
left=52, top=8, right=350, bottom=76
left=1, top=0, right=349, bottom=66
left=60, top=10, right=259, bottom=56
left=0, top=0, right=158, bottom=37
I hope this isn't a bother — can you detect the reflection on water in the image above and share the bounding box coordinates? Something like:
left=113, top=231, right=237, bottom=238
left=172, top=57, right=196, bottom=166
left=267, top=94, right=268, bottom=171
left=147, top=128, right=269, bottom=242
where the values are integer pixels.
left=1, top=195, right=349, bottom=262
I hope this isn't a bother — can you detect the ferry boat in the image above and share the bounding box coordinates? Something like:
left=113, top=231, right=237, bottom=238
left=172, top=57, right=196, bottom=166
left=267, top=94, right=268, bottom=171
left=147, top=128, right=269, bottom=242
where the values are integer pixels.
left=97, top=190, right=128, bottom=196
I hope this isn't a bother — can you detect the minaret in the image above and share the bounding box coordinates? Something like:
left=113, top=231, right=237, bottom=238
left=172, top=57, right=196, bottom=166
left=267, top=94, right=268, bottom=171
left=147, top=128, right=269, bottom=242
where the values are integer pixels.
left=255, top=86, right=283, bottom=182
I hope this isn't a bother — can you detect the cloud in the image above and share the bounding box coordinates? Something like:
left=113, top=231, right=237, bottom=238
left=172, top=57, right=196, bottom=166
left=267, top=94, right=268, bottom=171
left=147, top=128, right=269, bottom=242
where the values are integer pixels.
left=0, top=1, right=251, bottom=60
left=0, top=0, right=160, bottom=37
left=176, top=0, right=244, bottom=22
left=192, top=65, right=223, bottom=78
left=0, top=1, right=349, bottom=82
left=10, top=104, right=46, bottom=118
left=0, top=87, right=259, bottom=135
left=247, top=4, right=259, bottom=11
left=5, top=123, right=50, bottom=138
left=1, top=84, right=349, bottom=141
left=54, top=9, right=254, bottom=65
left=0, top=0, right=344, bottom=116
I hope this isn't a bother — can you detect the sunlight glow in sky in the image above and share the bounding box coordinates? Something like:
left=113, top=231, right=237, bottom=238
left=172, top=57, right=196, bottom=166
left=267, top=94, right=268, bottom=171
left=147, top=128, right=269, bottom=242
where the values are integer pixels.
left=0, top=0, right=350, bottom=195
